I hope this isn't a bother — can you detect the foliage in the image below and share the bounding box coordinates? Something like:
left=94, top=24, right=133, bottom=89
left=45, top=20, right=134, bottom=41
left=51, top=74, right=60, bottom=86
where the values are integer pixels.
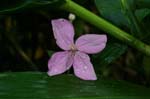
left=94, top=0, right=150, bottom=83
left=0, top=72, right=150, bottom=99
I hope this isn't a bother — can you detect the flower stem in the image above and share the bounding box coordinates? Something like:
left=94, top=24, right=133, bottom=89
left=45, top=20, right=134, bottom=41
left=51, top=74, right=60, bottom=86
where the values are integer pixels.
left=61, top=0, right=150, bottom=56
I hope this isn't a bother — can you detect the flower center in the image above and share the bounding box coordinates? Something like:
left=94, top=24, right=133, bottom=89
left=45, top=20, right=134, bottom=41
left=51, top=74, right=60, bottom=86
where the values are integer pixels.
left=70, top=44, right=77, bottom=52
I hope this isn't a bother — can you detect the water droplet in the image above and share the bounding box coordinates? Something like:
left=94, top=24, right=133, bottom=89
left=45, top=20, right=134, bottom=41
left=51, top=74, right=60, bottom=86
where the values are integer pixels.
left=82, top=55, right=87, bottom=59
left=84, top=66, right=87, bottom=69
left=54, top=69, right=58, bottom=72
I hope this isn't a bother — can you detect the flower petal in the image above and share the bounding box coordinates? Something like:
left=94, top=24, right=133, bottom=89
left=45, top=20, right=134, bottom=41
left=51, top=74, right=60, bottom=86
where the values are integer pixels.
left=48, top=51, right=73, bottom=76
left=73, top=51, right=97, bottom=80
left=75, top=34, right=107, bottom=54
left=51, top=18, right=74, bottom=50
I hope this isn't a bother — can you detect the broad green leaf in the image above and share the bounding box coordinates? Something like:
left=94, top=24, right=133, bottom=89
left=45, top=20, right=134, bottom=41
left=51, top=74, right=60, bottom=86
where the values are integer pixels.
left=0, top=72, right=150, bottom=99
left=0, top=0, right=66, bottom=14
left=95, top=0, right=129, bottom=27
left=92, top=42, right=127, bottom=67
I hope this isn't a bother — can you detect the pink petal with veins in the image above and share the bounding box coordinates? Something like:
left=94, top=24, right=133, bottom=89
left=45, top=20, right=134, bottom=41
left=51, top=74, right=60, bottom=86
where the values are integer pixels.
left=48, top=51, right=73, bottom=76
left=75, top=34, right=107, bottom=54
left=51, top=18, right=75, bottom=50
left=73, top=51, right=97, bottom=80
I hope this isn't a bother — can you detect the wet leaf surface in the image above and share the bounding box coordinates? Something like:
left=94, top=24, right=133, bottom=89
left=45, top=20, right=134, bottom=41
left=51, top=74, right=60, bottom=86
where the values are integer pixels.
left=0, top=72, right=150, bottom=99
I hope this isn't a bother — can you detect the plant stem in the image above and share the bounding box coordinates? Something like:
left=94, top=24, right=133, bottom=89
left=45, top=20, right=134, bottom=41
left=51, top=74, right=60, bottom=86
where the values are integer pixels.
left=61, top=0, right=150, bottom=56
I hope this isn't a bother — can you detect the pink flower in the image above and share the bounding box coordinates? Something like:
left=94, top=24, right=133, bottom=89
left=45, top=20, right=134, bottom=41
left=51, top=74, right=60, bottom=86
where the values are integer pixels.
left=48, top=18, right=107, bottom=80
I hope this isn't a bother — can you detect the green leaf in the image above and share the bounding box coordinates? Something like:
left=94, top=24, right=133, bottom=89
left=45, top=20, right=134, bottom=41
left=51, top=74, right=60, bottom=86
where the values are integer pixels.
left=135, top=8, right=150, bottom=22
left=0, top=72, right=150, bottom=99
left=95, top=0, right=129, bottom=27
left=92, top=42, right=127, bottom=67
left=94, top=0, right=128, bottom=68
left=121, top=0, right=144, bottom=38
left=135, top=8, right=150, bottom=41
left=0, top=0, right=66, bottom=14
left=95, top=0, right=148, bottom=39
